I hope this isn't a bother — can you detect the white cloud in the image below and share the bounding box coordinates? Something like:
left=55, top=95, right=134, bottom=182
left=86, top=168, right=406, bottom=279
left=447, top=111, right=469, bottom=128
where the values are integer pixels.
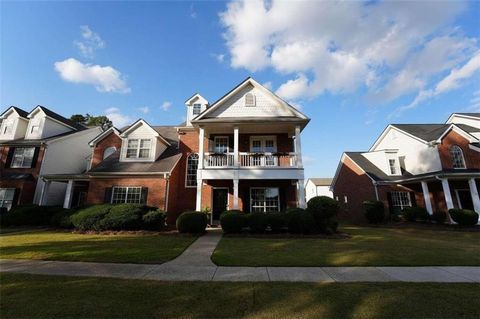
left=74, top=25, right=105, bottom=59
left=190, top=4, right=197, bottom=18
left=54, top=58, right=130, bottom=93
left=161, top=101, right=173, bottom=111
left=468, top=90, right=480, bottom=111
left=105, top=107, right=133, bottom=127
left=220, top=0, right=476, bottom=106
left=262, top=81, right=272, bottom=90
left=212, top=53, right=225, bottom=63
left=137, top=106, right=149, bottom=114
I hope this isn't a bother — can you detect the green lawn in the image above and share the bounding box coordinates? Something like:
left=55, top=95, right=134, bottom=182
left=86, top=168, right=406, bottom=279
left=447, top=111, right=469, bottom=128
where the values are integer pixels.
left=212, top=225, right=480, bottom=266
left=0, top=229, right=197, bottom=264
left=1, top=273, right=478, bottom=319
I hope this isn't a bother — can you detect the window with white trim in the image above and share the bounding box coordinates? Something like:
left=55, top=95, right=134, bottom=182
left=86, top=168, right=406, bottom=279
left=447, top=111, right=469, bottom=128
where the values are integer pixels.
left=250, top=187, right=280, bottom=213
left=0, top=188, right=15, bottom=210
left=186, top=153, right=199, bottom=187
left=450, top=145, right=466, bottom=169
left=245, top=93, right=256, bottom=107
left=193, top=104, right=202, bottom=115
left=11, top=147, right=35, bottom=168
left=391, top=191, right=411, bottom=212
left=388, top=159, right=398, bottom=175
left=126, top=139, right=151, bottom=159
left=2, top=120, right=13, bottom=135
left=214, top=136, right=229, bottom=153
left=103, top=146, right=117, bottom=159
left=111, top=186, right=143, bottom=204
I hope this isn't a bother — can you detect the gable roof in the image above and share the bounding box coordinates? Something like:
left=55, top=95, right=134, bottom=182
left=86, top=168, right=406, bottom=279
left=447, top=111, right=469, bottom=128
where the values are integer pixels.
left=450, top=113, right=480, bottom=119
left=120, top=119, right=171, bottom=146
left=192, top=77, right=309, bottom=123
left=308, top=178, right=333, bottom=186
left=88, top=126, right=121, bottom=146
left=0, top=106, right=29, bottom=119
left=345, top=152, right=413, bottom=182
left=390, top=124, right=449, bottom=141
left=28, top=105, right=86, bottom=130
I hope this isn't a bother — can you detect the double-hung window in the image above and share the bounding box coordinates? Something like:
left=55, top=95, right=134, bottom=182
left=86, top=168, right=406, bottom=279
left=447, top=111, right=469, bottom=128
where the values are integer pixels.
left=111, top=186, right=143, bottom=204
left=391, top=191, right=411, bottom=213
left=11, top=147, right=35, bottom=168
left=250, top=187, right=280, bottom=213
left=193, top=104, right=202, bottom=116
left=126, top=139, right=151, bottom=159
left=388, top=159, right=397, bottom=175
left=0, top=188, right=15, bottom=210
left=214, top=136, right=229, bottom=154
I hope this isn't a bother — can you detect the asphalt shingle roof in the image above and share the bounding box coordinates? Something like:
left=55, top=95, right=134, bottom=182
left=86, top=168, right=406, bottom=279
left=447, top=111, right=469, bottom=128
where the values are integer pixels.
left=390, top=124, right=450, bottom=142
left=35, top=105, right=86, bottom=131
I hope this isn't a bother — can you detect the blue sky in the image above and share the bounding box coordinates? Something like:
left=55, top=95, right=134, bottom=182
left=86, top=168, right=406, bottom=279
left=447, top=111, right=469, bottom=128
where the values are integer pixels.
left=1, top=1, right=479, bottom=179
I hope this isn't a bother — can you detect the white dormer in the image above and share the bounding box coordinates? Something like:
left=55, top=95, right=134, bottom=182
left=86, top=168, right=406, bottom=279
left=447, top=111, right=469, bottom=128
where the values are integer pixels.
left=446, top=113, right=480, bottom=129
left=25, top=106, right=75, bottom=139
left=119, top=119, right=171, bottom=162
left=0, top=107, right=29, bottom=140
left=362, top=149, right=402, bottom=176
left=185, top=94, right=208, bottom=126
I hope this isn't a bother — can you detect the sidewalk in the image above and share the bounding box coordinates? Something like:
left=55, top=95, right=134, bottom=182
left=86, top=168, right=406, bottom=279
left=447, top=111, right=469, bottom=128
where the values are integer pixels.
left=1, top=232, right=479, bottom=283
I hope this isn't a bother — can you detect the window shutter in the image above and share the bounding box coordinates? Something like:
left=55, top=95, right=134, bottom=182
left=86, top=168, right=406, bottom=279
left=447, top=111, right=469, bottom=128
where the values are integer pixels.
left=141, top=187, right=148, bottom=205
left=386, top=192, right=394, bottom=215
left=4, top=147, right=14, bottom=168
left=280, top=187, right=286, bottom=212
left=104, top=187, right=113, bottom=203
left=30, top=147, right=40, bottom=168
left=409, top=192, right=417, bottom=207
left=12, top=188, right=20, bottom=208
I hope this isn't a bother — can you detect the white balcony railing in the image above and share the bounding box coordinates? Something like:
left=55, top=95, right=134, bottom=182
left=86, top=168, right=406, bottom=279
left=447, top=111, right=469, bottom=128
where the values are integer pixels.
left=204, top=152, right=298, bottom=168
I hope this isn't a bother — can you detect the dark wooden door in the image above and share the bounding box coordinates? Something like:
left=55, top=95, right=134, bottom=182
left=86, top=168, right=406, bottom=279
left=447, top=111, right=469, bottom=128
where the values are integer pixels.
left=457, top=190, right=474, bottom=210
left=212, top=188, right=228, bottom=221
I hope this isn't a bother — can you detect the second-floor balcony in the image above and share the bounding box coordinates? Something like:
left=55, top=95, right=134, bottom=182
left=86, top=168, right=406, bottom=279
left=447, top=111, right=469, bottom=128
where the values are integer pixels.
left=204, top=152, right=298, bottom=168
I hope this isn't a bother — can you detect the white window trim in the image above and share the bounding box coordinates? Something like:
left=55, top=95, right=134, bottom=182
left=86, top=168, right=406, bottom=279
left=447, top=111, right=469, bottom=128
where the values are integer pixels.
left=250, top=187, right=281, bottom=213
left=103, top=146, right=117, bottom=160
left=0, top=188, right=15, bottom=210
left=249, top=136, right=277, bottom=153
left=124, top=138, right=153, bottom=161
left=192, top=103, right=202, bottom=116
left=391, top=191, right=412, bottom=210
left=385, top=153, right=401, bottom=176
left=10, top=147, right=36, bottom=168
left=214, top=136, right=230, bottom=154
left=245, top=93, right=256, bottom=107
left=185, top=153, right=199, bottom=188
left=450, top=145, right=466, bottom=169
left=111, top=186, right=143, bottom=204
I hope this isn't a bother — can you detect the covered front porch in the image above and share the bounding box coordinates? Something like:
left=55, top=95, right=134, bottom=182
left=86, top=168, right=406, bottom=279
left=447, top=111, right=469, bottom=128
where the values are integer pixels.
left=40, top=174, right=90, bottom=209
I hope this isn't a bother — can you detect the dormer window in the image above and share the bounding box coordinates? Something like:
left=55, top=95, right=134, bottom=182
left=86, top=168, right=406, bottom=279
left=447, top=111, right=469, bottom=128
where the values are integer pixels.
left=2, top=120, right=13, bottom=134
left=388, top=159, right=398, bottom=175
left=193, top=104, right=202, bottom=115
left=126, top=139, right=151, bottom=159
left=245, top=93, right=256, bottom=107
left=450, top=145, right=466, bottom=169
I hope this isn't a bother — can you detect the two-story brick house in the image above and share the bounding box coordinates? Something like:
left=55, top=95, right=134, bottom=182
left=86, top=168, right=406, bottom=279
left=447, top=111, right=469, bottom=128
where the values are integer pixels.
left=0, top=106, right=102, bottom=210
left=45, top=78, right=309, bottom=224
left=331, top=113, right=480, bottom=223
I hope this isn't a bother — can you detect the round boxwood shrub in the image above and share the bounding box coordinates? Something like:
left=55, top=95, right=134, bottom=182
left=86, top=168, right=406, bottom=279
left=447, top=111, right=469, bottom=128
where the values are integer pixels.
left=403, top=207, right=429, bottom=222
left=363, top=200, right=385, bottom=224
left=71, top=204, right=112, bottom=231
left=449, top=209, right=479, bottom=226
left=1, top=205, right=67, bottom=226
left=248, top=212, right=268, bottom=233
left=50, top=208, right=76, bottom=228
left=306, top=196, right=339, bottom=230
left=266, top=212, right=287, bottom=232
left=176, top=211, right=208, bottom=233
left=318, top=217, right=339, bottom=234
left=97, top=204, right=147, bottom=230
left=220, top=211, right=247, bottom=233
left=286, top=208, right=317, bottom=234
left=142, top=210, right=166, bottom=231
left=431, top=211, right=447, bottom=224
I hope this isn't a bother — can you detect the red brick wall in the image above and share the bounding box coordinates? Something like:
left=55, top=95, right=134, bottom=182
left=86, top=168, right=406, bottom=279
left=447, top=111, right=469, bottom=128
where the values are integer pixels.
left=91, top=132, right=122, bottom=168
left=438, top=130, right=480, bottom=169
left=0, top=145, right=45, bottom=206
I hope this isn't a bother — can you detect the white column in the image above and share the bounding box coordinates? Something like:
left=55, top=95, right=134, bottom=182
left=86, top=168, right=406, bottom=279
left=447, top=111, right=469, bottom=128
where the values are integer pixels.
left=233, top=179, right=239, bottom=209
left=195, top=178, right=202, bottom=211
left=441, top=178, right=454, bottom=210
left=421, top=181, right=433, bottom=215
left=198, top=127, right=205, bottom=169
left=63, top=180, right=75, bottom=209
left=294, top=126, right=303, bottom=167
left=233, top=126, right=239, bottom=167
left=297, top=179, right=306, bottom=208
left=39, top=180, right=51, bottom=206
left=468, top=178, right=480, bottom=213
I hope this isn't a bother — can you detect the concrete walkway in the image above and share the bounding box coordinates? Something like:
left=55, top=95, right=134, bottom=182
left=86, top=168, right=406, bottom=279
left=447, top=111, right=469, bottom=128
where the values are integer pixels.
left=1, top=232, right=479, bottom=282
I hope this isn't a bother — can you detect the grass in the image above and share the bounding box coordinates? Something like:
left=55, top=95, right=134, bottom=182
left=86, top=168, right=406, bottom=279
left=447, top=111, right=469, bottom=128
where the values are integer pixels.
left=0, top=229, right=197, bottom=264
left=212, top=225, right=480, bottom=266
left=1, top=273, right=479, bottom=319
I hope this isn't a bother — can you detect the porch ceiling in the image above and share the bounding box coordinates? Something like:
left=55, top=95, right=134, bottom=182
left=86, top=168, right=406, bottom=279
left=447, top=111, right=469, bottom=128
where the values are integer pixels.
left=201, top=122, right=301, bottom=135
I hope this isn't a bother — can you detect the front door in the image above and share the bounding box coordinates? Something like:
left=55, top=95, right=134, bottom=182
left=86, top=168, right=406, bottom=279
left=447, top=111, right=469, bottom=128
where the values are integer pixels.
left=212, top=188, right=228, bottom=222
left=457, top=190, right=474, bottom=210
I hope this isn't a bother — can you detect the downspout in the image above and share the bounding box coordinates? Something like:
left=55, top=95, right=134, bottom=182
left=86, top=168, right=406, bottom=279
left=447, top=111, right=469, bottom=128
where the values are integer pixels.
left=164, top=174, right=170, bottom=212
left=373, top=182, right=379, bottom=201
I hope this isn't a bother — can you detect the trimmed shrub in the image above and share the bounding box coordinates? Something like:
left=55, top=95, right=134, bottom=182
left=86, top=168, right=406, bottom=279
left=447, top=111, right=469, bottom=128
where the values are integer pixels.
left=318, top=217, right=339, bottom=234
left=71, top=204, right=112, bottom=231
left=449, top=209, right=479, bottom=226
left=50, top=208, right=76, bottom=228
left=97, top=204, right=146, bottom=230
left=220, top=211, right=247, bottom=233
left=266, top=212, right=287, bottom=232
left=363, top=200, right=385, bottom=224
left=307, top=196, right=339, bottom=231
left=286, top=208, right=317, bottom=234
left=248, top=213, right=268, bottom=233
left=1, top=205, right=65, bottom=226
left=431, top=211, right=447, bottom=224
left=403, top=207, right=429, bottom=222
left=176, top=211, right=208, bottom=233
left=142, top=210, right=166, bottom=231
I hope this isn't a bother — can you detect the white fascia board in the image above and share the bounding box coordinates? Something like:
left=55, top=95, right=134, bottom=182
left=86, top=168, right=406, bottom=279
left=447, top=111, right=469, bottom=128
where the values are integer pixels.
left=120, top=119, right=171, bottom=146
left=88, top=127, right=121, bottom=146
left=436, top=124, right=479, bottom=143
left=469, top=144, right=480, bottom=152
left=28, top=106, right=77, bottom=131
left=446, top=113, right=480, bottom=124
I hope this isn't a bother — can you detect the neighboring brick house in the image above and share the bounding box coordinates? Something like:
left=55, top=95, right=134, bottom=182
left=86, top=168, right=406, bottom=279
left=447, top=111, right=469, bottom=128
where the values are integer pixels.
left=45, top=77, right=309, bottom=224
left=331, top=113, right=480, bottom=223
left=0, top=106, right=102, bottom=210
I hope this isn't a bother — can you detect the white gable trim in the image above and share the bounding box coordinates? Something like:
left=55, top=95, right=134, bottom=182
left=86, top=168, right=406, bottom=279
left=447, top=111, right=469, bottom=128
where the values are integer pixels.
left=436, top=124, right=479, bottom=143
left=446, top=113, right=480, bottom=124
left=369, top=125, right=430, bottom=151
left=469, top=144, right=480, bottom=152
left=121, top=119, right=171, bottom=146
left=0, top=107, right=28, bottom=120
left=27, top=106, right=77, bottom=130
left=88, top=127, right=121, bottom=146
left=193, top=77, right=308, bottom=121
left=185, top=93, right=208, bottom=106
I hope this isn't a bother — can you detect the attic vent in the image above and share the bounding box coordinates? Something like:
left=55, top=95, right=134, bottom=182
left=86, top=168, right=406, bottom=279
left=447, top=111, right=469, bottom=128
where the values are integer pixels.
left=245, top=93, right=256, bottom=107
